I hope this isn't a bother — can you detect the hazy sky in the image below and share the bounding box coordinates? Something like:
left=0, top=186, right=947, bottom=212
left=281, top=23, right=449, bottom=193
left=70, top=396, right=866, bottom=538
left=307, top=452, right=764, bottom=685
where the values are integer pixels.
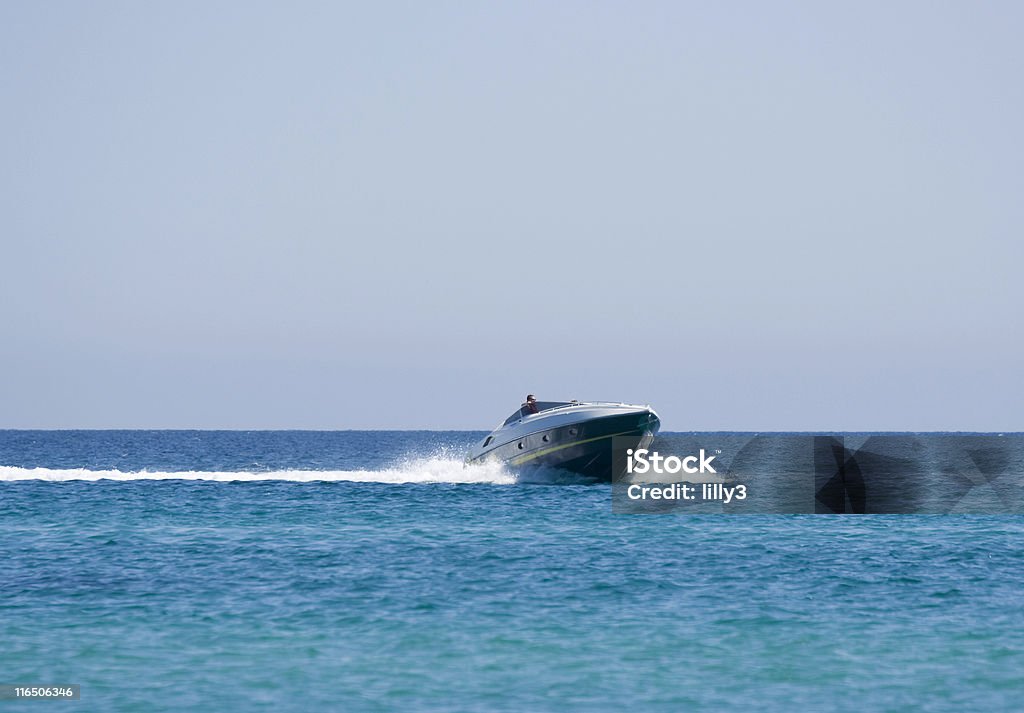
left=2, top=2, right=1021, bottom=429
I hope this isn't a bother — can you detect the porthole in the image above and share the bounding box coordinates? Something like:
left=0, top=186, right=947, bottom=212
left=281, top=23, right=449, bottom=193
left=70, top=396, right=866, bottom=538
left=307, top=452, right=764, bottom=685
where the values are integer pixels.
left=569, top=428, right=577, bottom=436
left=518, top=442, right=524, bottom=449
left=542, top=434, right=550, bottom=442
left=483, top=436, right=493, bottom=447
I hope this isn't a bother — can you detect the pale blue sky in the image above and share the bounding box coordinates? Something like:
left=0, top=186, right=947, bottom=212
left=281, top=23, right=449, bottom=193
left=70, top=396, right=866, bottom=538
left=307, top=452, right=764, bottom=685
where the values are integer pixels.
left=2, top=2, right=1021, bottom=429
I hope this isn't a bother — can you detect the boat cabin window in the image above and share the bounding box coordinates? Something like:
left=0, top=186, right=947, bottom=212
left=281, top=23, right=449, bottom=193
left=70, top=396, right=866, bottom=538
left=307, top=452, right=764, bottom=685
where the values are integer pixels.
left=501, top=401, right=574, bottom=426
left=502, top=409, right=527, bottom=426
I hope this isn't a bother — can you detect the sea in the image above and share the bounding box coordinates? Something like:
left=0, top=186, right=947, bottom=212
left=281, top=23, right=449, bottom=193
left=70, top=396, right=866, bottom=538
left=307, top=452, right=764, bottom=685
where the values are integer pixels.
left=1, top=430, right=1022, bottom=712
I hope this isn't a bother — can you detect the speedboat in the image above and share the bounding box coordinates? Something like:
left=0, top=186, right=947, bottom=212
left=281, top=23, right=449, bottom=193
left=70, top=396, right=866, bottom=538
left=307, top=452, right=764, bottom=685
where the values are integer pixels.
left=466, top=400, right=660, bottom=480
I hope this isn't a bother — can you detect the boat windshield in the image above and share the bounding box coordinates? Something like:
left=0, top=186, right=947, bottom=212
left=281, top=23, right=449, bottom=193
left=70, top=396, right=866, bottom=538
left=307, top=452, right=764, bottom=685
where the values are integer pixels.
left=501, top=401, right=575, bottom=426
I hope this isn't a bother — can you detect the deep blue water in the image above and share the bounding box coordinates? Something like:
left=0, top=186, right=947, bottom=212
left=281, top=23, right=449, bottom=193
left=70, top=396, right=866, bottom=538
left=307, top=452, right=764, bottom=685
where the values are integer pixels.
left=1, top=431, right=1023, bottom=711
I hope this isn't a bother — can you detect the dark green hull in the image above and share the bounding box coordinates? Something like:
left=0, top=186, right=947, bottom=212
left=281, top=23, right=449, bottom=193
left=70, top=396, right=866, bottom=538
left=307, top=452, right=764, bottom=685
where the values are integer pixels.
left=468, top=411, right=660, bottom=481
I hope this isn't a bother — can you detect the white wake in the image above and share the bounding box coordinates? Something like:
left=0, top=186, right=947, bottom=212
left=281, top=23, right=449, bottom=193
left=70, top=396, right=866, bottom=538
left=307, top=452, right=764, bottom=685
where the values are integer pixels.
left=0, top=457, right=516, bottom=485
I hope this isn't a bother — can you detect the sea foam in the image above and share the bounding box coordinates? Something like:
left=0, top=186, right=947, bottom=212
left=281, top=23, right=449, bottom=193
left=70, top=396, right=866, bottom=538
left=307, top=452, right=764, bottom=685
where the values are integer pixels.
left=0, top=457, right=515, bottom=485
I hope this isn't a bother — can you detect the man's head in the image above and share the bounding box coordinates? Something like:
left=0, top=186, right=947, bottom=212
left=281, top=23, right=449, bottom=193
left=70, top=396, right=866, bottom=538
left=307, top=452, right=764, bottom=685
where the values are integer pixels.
left=526, top=394, right=536, bottom=404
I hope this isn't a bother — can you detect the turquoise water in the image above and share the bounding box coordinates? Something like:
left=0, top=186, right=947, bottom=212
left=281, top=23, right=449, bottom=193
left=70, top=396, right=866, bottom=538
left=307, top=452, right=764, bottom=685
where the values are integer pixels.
left=2, top=432, right=1023, bottom=711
